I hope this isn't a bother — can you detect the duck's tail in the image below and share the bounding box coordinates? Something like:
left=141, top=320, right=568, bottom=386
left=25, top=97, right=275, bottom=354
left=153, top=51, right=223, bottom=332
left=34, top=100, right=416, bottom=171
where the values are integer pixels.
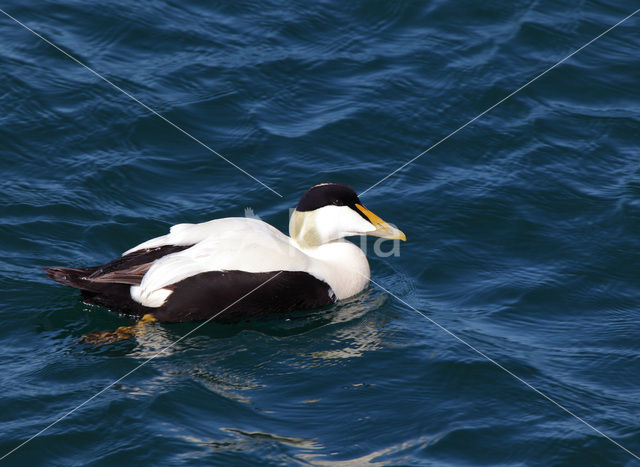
left=46, top=265, right=151, bottom=317
left=45, top=266, right=101, bottom=292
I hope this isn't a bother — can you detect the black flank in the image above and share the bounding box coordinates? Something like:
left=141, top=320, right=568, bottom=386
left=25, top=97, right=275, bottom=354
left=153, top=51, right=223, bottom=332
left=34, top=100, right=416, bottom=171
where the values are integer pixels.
left=46, top=246, right=336, bottom=322
left=154, top=270, right=335, bottom=323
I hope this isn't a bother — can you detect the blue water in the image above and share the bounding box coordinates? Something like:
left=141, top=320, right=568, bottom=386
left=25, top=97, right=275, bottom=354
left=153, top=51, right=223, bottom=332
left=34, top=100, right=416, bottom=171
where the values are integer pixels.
left=2, top=1, right=640, bottom=465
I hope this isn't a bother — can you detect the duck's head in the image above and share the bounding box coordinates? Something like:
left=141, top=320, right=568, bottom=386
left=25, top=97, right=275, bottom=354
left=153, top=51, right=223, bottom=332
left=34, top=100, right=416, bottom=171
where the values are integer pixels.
left=289, top=183, right=406, bottom=248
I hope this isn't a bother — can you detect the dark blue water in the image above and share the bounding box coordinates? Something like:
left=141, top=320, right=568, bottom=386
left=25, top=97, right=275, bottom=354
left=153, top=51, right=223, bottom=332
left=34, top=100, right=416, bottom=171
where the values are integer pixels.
left=2, top=1, right=640, bottom=465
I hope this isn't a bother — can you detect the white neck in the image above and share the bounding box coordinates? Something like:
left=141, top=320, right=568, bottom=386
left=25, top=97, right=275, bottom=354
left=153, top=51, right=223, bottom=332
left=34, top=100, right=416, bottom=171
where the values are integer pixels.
left=292, top=238, right=370, bottom=300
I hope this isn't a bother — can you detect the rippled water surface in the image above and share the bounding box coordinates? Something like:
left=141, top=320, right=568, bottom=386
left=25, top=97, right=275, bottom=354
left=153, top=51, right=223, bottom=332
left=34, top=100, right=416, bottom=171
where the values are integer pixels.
left=2, top=1, right=640, bottom=465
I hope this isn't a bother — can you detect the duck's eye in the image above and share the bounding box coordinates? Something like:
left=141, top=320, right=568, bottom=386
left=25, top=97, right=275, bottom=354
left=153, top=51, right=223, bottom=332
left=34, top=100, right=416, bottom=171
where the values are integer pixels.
left=332, top=199, right=343, bottom=206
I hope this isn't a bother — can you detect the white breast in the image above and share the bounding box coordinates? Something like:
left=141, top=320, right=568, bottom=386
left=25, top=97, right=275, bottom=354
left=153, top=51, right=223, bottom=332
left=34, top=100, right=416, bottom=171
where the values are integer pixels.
left=301, top=240, right=371, bottom=300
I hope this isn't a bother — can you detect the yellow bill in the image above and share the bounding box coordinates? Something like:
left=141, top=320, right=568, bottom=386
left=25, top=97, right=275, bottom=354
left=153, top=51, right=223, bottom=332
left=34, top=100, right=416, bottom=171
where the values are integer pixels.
left=356, top=204, right=406, bottom=241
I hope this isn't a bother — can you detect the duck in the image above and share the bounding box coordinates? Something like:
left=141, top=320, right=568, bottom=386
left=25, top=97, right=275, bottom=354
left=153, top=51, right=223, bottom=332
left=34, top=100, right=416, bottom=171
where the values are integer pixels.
left=46, top=183, right=406, bottom=323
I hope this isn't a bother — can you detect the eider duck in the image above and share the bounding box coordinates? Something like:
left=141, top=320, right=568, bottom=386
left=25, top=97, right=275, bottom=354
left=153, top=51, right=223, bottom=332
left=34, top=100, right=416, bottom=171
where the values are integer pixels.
left=46, top=183, right=405, bottom=322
